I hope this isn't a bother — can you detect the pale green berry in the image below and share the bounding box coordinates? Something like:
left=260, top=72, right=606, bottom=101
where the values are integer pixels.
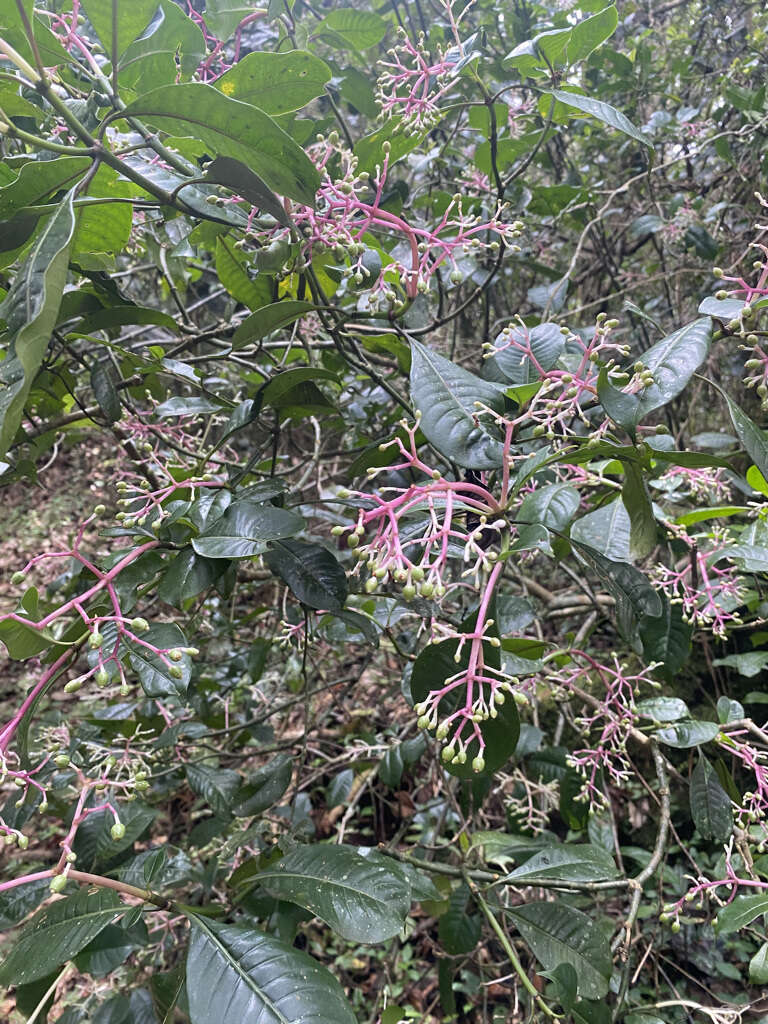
left=88, top=631, right=103, bottom=650
left=10, top=571, right=26, bottom=585
left=49, top=874, right=67, bottom=893
left=130, top=617, right=150, bottom=633
left=441, top=746, right=455, bottom=763
left=110, top=822, right=126, bottom=841
left=95, top=667, right=109, bottom=687
left=54, top=754, right=70, bottom=769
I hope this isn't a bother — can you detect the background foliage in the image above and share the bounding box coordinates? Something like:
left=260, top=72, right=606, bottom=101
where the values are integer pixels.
left=2, top=0, right=768, bottom=1021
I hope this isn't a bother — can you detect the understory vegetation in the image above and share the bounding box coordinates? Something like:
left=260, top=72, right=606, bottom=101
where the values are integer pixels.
left=2, top=0, right=768, bottom=1021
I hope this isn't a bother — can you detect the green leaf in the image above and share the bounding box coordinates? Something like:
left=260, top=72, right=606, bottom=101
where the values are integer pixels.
left=118, top=0, right=206, bottom=87
left=314, top=9, right=388, bottom=51
left=638, top=598, right=696, bottom=679
left=0, top=878, right=49, bottom=930
left=81, top=0, right=158, bottom=60
left=192, top=501, right=303, bottom=559
left=518, top=483, right=580, bottom=532
left=634, top=318, right=712, bottom=419
left=508, top=901, right=612, bottom=999
left=547, top=89, right=651, bottom=149
left=185, top=916, right=357, bottom=1024
left=621, top=461, right=657, bottom=559
left=264, top=539, right=348, bottom=611
left=750, top=941, right=768, bottom=984
left=571, top=499, right=631, bottom=562
left=0, top=888, right=121, bottom=987
left=698, top=295, right=746, bottom=321
left=158, top=549, right=227, bottom=605
left=409, top=339, right=505, bottom=469
left=260, top=367, right=339, bottom=407
left=635, top=696, right=689, bottom=722
left=438, top=883, right=481, bottom=954
left=655, top=720, right=720, bottom=748
left=256, top=844, right=410, bottom=943
left=0, top=191, right=76, bottom=458
left=722, top=390, right=768, bottom=480
left=215, top=236, right=273, bottom=311
left=205, top=157, right=291, bottom=228
left=215, top=51, right=332, bottom=115
left=715, top=894, right=768, bottom=935
left=125, top=622, right=192, bottom=698
left=0, top=157, right=90, bottom=220
left=91, top=361, right=121, bottom=424
left=119, top=85, right=320, bottom=205
left=233, top=300, right=317, bottom=347
left=571, top=541, right=662, bottom=639
left=486, top=323, right=563, bottom=386
left=713, top=651, right=768, bottom=678
left=187, top=763, right=241, bottom=817
left=566, top=6, right=618, bottom=63
left=203, top=0, right=257, bottom=38
left=503, top=844, right=619, bottom=883
left=0, top=612, right=64, bottom=660
left=690, top=754, right=733, bottom=842
left=233, top=754, right=293, bottom=816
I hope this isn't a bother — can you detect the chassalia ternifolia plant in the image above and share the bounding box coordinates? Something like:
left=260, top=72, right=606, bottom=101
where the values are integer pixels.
left=2, top=0, right=768, bottom=1021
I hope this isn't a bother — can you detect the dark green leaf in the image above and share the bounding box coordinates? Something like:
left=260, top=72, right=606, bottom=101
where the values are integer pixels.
left=486, top=323, right=563, bottom=386
left=691, top=754, right=733, bottom=842
left=508, top=902, right=612, bottom=999
left=120, top=85, right=320, bottom=205
left=256, top=844, right=411, bottom=943
left=157, top=550, right=227, bottom=605
left=0, top=191, right=76, bottom=458
left=635, top=696, right=689, bottom=722
left=314, top=9, right=388, bottom=51
left=438, top=883, right=481, bottom=954
left=622, top=461, right=657, bottom=559
left=0, top=888, right=121, bottom=987
left=548, top=89, right=651, bottom=149
left=409, top=339, right=504, bottom=469
left=187, top=763, right=241, bottom=817
left=503, top=844, right=618, bottom=883
left=571, top=541, right=662, bottom=639
left=206, top=158, right=290, bottom=228
left=81, top=0, right=158, bottom=60
left=655, top=720, right=720, bottom=748
left=233, top=300, right=317, bottom=347
left=192, top=501, right=303, bottom=559
left=715, top=894, right=768, bottom=935
left=571, top=499, right=631, bottom=562
left=722, top=391, right=768, bottom=480
left=265, top=539, right=348, bottom=611
left=233, top=754, right=293, bottom=816
left=566, top=6, right=618, bottom=63
left=125, top=623, right=192, bottom=698
left=186, top=916, right=357, bottom=1024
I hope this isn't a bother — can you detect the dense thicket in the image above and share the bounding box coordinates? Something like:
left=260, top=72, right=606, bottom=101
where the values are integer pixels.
left=2, top=1, right=768, bottom=1022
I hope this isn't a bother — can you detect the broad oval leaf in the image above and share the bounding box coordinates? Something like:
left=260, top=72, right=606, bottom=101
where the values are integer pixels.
left=409, top=339, right=505, bottom=469
left=571, top=541, right=662, bottom=639
left=264, top=539, right=348, bottom=611
left=690, top=754, right=733, bottom=842
left=80, top=0, right=158, bottom=60
left=192, top=501, right=304, bottom=559
left=0, top=887, right=121, bottom=987
left=233, top=300, right=318, bottom=347
left=256, top=844, right=411, bottom=943
left=639, top=602, right=693, bottom=681
left=503, top=844, right=619, bottom=883
left=508, top=901, right=612, bottom=999
left=186, top=916, right=357, bottom=1024
left=571, top=499, right=631, bottom=562
left=125, top=623, right=192, bottom=698
left=314, top=9, right=388, bottom=51
left=655, top=720, right=720, bottom=748
left=486, top=322, right=564, bottom=386
left=548, top=89, right=651, bottom=149
left=635, top=318, right=712, bottom=419
left=119, top=85, right=320, bottom=205
left=518, top=483, right=580, bottom=532
left=215, top=51, right=332, bottom=115
left=715, top=894, right=768, bottom=936
left=635, top=696, right=689, bottom=722
left=722, top=391, right=768, bottom=480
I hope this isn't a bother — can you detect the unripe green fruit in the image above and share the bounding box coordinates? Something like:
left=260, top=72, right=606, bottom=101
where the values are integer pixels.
left=417, top=715, right=430, bottom=730
left=169, top=649, right=183, bottom=662
left=347, top=534, right=359, bottom=549
left=110, top=822, right=126, bottom=841
left=134, top=780, right=150, bottom=791
left=66, top=851, right=77, bottom=863
left=441, top=746, right=455, bottom=763
left=95, top=667, right=109, bottom=687
left=54, top=754, right=70, bottom=769
left=50, top=874, right=67, bottom=893
left=88, top=631, right=103, bottom=650
left=402, top=584, right=416, bottom=601
left=419, top=582, right=434, bottom=599
left=365, top=577, right=378, bottom=594
left=17, top=834, right=28, bottom=850
left=64, top=679, right=83, bottom=694
left=94, top=504, right=106, bottom=516
left=169, top=665, right=184, bottom=679
left=10, top=571, right=26, bottom=585
left=130, top=617, right=150, bottom=633
left=472, top=755, right=485, bottom=773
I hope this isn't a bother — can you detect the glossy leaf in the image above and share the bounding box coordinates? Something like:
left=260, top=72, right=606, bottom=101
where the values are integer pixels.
left=314, top=9, right=388, bottom=51
left=120, top=85, right=320, bottom=205
left=256, top=844, right=411, bottom=943
left=81, top=0, right=158, bottom=60
left=409, top=339, right=505, bottom=469
left=215, top=51, right=332, bottom=115
left=0, top=888, right=121, bottom=987
left=690, top=754, right=733, bottom=842
left=192, top=501, right=303, bottom=559
left=566, top=6, right=618, bottom=63
left=715, top=894, right=768, bottom=935
left=571, top=541, right=662, bottom=639
left=570, top=499, right=631, bottom=562
left=186, top=916, right=357, bottom=1024
left=723, top=391, right=768, bottom=480
left=503, top=844, right=619, bottom=883
left=640, top=602, right=692, bottom=680
left=125, top=622, right=192, bottom=698
left=548, top=89, right=651, bottom=148
left=264, top=539, right=348, bottom=611
left=508, top=901, right=612, bottom=999
left=0, top=190, right=76, bottom=458
left=233, top=300, right=317, bottom=347
left=486, top=322, right=563, bottom=386
left=655, top=720, right=720, bottom=748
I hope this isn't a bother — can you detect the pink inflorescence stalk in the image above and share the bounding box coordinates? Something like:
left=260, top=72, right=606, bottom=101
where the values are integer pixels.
left=653, top=526, right=744, bottom=638
left=552, top=652, right=658, bottom=808
left=335, top=419, right=518, bottom=770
